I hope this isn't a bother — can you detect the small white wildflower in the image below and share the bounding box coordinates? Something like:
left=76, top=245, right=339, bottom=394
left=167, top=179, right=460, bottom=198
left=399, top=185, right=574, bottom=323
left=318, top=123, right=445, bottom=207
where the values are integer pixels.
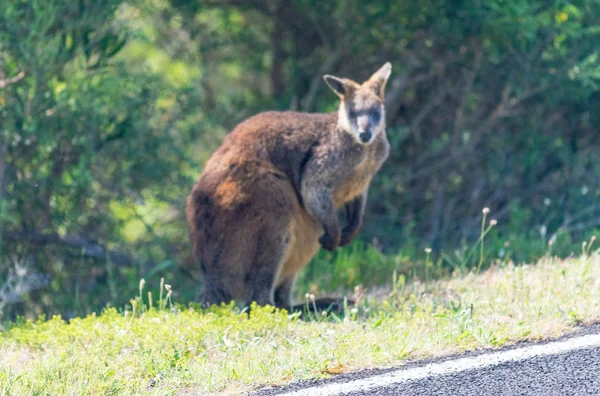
left=165, top=284, right=171, bottom=292
left=350, top=308, right=358, bottom=314
left=424, top=248, right=432, bottom=254
left=139, top=278, right=146, bottom=292
left=489, top=219, right=498, bottom=226
left=482, top=207, right=490, bottom=214
left=544, top=198, right=551, bottom=206
left=304, top=293, right=315, bottom=301
left=322, top=311, right=328, bottom=316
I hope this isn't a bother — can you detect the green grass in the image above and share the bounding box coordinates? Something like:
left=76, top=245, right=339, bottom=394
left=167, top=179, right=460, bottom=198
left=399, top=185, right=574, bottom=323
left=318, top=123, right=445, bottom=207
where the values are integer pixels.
left=2, top=252, right=600, bottom=395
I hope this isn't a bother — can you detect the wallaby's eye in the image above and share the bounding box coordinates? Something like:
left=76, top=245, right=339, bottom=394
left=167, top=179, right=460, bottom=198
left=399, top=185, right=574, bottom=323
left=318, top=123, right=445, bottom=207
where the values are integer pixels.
left=370, top=110, right=381, bottom=122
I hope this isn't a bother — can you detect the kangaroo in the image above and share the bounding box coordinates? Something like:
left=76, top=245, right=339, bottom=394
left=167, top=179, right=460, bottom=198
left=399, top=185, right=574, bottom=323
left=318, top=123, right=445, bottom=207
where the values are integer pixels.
left=186, top=63, right=392, bottom=311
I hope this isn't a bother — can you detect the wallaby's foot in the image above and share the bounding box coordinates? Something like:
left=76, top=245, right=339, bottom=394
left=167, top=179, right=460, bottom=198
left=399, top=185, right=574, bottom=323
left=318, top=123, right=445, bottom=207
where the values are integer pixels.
left=195, top=285, right=231, bottom=309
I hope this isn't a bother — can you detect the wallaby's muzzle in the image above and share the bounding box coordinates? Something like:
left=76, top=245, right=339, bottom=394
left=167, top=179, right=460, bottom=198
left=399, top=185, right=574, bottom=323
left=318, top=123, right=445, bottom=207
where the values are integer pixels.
left=359, top=131, right=372, bottom=144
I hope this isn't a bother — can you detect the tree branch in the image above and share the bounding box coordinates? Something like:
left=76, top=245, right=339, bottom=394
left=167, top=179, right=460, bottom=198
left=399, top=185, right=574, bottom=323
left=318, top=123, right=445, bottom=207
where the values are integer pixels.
left=453, top=46, right=483, bottom=136
left=409, top=84, right=450, bottom=142
left=473, top=83, right=548, bottom=136
left=0, top=71, right=25, bottom=89
left=300, top=38, right=346, bottom=112
left=3, top=230, right=141, bottom=266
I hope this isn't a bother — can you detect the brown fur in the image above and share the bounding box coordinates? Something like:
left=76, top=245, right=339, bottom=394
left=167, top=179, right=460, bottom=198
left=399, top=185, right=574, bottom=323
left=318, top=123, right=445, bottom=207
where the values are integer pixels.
left=186, top=64, right=392, bottom=310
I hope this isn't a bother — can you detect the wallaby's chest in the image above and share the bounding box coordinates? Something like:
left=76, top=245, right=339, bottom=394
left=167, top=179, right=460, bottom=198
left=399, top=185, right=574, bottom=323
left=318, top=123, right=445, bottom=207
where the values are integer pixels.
left=333, top=136, right=389, bottom=206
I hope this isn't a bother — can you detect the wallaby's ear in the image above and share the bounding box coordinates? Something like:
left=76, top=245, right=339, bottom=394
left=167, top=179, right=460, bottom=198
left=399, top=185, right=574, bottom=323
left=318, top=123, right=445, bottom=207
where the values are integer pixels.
left=365, top=62, right=392, bottom=99
left=323, top=75, right=349, bottom=98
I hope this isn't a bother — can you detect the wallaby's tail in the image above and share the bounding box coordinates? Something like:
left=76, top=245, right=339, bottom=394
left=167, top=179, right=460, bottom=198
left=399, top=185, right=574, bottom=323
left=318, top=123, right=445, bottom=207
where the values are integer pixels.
left=289, top=297, right=355, bottom=315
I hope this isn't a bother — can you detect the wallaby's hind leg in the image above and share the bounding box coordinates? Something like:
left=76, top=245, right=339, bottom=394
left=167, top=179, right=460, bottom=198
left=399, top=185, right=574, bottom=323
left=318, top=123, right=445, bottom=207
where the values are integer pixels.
left=198, top=214, right=292, bottom=308
left=243, top=231, right=291, bottom=306
left=196, top=230, right=289, bottom=308
left=197, top=240, right=286, bottom=308
left=189, top=167, right=298, bottom=309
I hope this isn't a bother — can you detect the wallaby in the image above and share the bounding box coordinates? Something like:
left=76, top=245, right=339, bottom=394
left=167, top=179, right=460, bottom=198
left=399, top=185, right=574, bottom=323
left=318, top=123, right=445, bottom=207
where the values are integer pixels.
left=186, top=63, right=392, bottom=312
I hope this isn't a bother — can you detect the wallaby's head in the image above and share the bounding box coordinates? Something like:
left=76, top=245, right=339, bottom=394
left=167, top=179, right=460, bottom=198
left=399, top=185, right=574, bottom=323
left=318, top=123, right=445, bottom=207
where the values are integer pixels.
left=324, top=62, right=392, bottom=145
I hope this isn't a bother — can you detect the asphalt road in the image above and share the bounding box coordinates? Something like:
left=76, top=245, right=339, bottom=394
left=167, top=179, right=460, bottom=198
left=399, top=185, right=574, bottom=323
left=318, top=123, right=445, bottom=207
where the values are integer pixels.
left=254, top=325, right=600, bottom=396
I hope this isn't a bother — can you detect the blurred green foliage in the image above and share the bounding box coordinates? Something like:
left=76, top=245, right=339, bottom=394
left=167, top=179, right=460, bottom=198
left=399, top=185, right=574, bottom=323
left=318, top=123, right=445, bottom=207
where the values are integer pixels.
left=1, top=0, right=600, bottom=318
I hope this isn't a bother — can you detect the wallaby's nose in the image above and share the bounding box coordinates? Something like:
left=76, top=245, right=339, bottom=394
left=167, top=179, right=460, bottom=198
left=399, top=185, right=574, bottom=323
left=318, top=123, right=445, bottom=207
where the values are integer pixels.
left=359, top=131, right=372, bottom=143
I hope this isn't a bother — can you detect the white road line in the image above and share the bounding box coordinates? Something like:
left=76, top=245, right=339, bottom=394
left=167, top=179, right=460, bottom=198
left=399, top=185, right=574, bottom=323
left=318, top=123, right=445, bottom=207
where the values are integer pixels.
left=279, top=333, right=600, bottom=396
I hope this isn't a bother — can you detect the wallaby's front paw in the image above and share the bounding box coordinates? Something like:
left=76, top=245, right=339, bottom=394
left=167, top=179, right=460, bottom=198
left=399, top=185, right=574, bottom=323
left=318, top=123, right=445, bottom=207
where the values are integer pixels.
left=319, top=233, right=339, bottom=251
left=339, top=231, right=356, bottom=247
